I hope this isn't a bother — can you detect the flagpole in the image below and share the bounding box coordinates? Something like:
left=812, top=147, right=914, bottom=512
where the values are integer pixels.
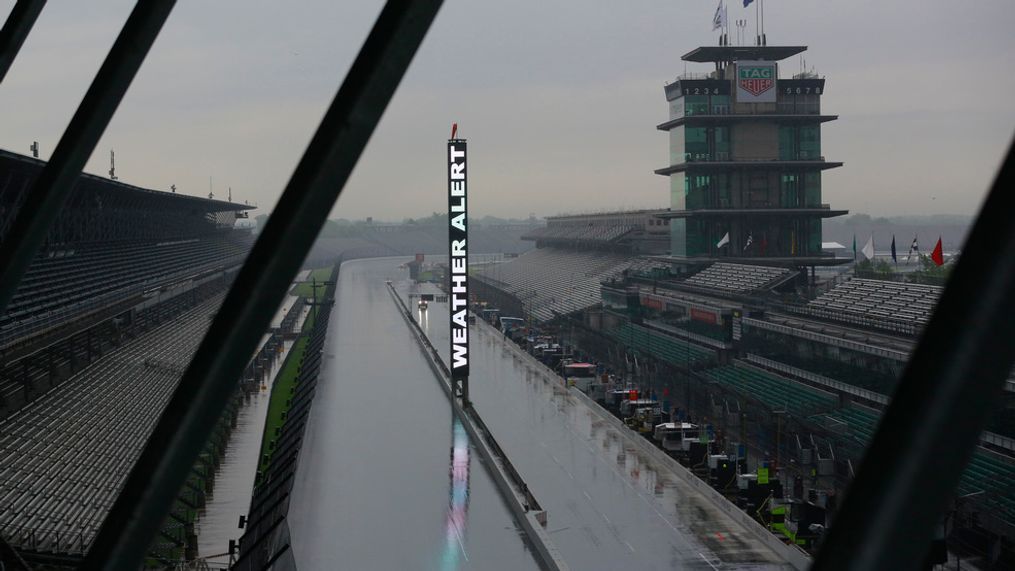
left=755, top=0, right=760, bottom=46
left=724, top=0, right=729, bottom=45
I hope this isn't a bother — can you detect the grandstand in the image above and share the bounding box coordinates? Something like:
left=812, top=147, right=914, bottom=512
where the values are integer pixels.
left=482, top=204, right=1014, bottom=560
left=0, top=291, right=222, bottom=555
left=701, top=362, right=838, bottom=417
left=474, top=247, right=662, bottom=322
left=0, top=149, right=256, bottom=562
left=816, top=404, right=1015, bottom=535
left=0, top=149, right=254, bottom=419
left=680, top=262, right=798, bottom=294
left=523, top=209, right=669, bottom=254
left=1, top=236, right=249, bottom=350
left=608, top=321, right=714, bottom=367
left=807, top=277, right=940, bottom=327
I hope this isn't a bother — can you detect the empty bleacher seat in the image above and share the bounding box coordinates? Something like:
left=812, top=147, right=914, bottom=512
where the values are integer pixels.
left=681, top=262, right=795, bottom=293
left=806, top=277, right=941, bottom=329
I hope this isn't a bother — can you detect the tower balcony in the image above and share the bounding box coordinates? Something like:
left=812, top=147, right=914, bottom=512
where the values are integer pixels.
left=655, top=156, right=843, bottom=176
left=658, top=206, right=848, bottom=219
left=657, top=109, right=838, bottom=131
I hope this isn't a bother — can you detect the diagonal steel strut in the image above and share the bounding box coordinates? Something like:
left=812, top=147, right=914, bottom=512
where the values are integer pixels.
left=81, top=1, right=443, bottom=568
left=0, top=1, right=176, bottom=318
left=813, top=139, right=1015, bottom=570
left=0, top=0, right=47, bottom=84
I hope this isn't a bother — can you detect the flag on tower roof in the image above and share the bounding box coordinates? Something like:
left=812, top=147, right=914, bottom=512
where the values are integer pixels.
left=712, top=1, right=726, bottom=31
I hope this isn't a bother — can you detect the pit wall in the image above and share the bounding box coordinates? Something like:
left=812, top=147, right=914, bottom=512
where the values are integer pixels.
left=386, top=283, right=568, bottom=571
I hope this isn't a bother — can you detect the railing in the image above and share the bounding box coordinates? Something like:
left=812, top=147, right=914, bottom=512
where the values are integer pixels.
left=682, top=153, right=827, bottom=163
left=642, top=319, right=732, bottom=350
left=742, top=317, right=911, bottom=362
left=673, top=72, right=714, bottom=81
left=680, top=103, right=822, bottom=117
left=777, top=303, right=921, bottom=338
left=744, top=353, right=890, bottom=405
left=2, top=525, right=89, bottom=554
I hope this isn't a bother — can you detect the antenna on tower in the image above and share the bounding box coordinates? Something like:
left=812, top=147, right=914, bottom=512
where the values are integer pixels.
left=109, top=150, right=117, bottom=180
left=30, top=141, right=39, bottom=158
left=228, top=187, right=232, bottom=202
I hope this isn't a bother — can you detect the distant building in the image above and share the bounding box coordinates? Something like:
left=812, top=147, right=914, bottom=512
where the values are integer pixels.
left=523, top=209, right=670, bottom=254
left=655, top=45, right=848, bottom=269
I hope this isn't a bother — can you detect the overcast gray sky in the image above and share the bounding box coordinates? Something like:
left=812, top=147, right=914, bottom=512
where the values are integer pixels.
left=2, top=1, right=1014, bottom=221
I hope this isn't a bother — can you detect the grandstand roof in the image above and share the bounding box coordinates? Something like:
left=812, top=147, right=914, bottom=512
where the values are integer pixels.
left=655, top=160, right=843, bottom=176
left=544, top=208, right=668, bottom=222
left=522, top=224, right=636, bottom=244
left=0, top=149, right=254, bottom=213
left=656, top=114, right=839, bottom=131
left=681, top=45, right=807, bottom=63
left=521, top=209, right=669, bottom=254
left=658, top=207, right=848, bottom=218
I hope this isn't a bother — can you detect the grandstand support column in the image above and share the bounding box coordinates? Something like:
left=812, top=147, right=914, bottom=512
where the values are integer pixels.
left=86, top=328, right=93, bottom=365
left=47, top=348, right=56, bottom=387
left=66, top=336, right=76, bottom=373
left=775, top=410, right=785, bottom=473
left=20, top=360, right=30, bottom=400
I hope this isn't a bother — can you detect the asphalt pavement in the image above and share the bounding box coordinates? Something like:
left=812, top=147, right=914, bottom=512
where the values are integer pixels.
left=286, top=258, right=539, bottom=571
left=415, top=282, right=791, bottom=570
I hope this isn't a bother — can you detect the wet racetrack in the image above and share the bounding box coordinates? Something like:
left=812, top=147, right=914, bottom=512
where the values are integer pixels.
left=287, top=257, right=793, bottom=570
left=286, top=258, right=539, bottom=570
left=415, top=282, right=790, bottom=570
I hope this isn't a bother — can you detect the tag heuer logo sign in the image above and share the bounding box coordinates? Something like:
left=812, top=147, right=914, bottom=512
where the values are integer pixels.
left=739, top=67, right=773, bottom=96
left=736, top=60, right=777, bottom=102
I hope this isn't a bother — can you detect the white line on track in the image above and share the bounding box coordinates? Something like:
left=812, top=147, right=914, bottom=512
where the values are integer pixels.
left=698, top=552, right=720, bottom=570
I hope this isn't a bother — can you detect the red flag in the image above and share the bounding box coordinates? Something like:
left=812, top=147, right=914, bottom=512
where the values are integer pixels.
left=931, top=237, right=944, bottom=266
left=451, top=122, right=458, bottom=139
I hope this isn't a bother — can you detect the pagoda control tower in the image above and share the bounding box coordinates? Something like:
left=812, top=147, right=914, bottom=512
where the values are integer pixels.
left=655, top=44, right=848, bottom=269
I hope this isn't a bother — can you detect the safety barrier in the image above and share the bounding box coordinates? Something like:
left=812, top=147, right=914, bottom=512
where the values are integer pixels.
left=386, top=282, right=568, bottom=571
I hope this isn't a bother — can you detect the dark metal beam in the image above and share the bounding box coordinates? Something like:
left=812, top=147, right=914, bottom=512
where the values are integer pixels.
left=0, top=1, right=175, bottom=318
left=812, top=139, right=1015, bottom=570
left=81, top=1, right=443, bottom=567
left=0, top=0, right=46, bottom=84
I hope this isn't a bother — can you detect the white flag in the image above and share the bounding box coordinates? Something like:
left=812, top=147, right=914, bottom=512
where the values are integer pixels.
left=712, top=1, right=726, bottom=31
left=716, top=232, right=730, bottom=249
left=861, top=235, right=875, bottom=261
left=907, top=235, right=919, bottom=264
